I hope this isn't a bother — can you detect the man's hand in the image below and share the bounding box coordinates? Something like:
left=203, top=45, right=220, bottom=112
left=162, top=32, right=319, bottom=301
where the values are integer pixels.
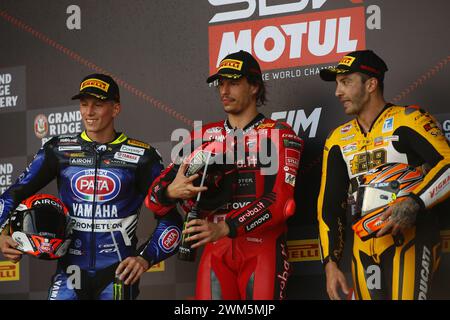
left=166, top=161, right=208, bottom=200
left=0, top=235, right=24, bottom=263
left=325, top=261, right=350, bottom=300
left=115, top=256, right=150, bottom=285
left=376, top=196, right=420, bottom=238
left=183, top=219, right=229, bottom=248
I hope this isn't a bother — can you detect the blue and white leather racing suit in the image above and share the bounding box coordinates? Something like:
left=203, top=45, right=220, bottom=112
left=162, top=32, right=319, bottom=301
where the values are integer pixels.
left=0, top=131, right=183, bottom=299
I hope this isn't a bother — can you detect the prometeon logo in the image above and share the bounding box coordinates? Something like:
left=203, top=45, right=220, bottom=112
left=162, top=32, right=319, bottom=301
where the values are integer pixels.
left=208, top=0, right=366, bottom=73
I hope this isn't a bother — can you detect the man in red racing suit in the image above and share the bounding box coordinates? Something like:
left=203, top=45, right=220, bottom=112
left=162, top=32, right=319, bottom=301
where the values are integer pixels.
left=146, top=50, right=303, bottom=299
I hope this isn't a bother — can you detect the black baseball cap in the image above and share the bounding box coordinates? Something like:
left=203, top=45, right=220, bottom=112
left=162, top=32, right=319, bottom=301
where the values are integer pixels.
left=319, top=50, right=388, bottom=82
left=207, top=50, right=262, bottom=83
left=71, top=73, right=120, bottom=102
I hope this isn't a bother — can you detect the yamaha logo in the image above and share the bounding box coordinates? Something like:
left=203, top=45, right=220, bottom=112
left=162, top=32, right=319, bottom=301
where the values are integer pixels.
left=96, top=145, right=107, bottom=152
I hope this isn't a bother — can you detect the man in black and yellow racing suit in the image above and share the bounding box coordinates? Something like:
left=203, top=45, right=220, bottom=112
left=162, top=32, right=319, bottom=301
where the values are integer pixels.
left=317, top=50, right=450, bottom=300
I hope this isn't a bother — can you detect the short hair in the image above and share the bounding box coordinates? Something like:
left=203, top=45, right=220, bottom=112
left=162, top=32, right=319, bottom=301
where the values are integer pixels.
left=359, top=72, right=384, bottom=94
left=246, top=75, right=267, bottom=106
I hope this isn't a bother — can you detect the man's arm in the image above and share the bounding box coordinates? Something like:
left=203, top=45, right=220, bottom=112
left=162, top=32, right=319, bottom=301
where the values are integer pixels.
left=116, top=146, right=185, bottom=284
left=136, top=148, right=185, bottom=265
left=317, top=135, right=349, bottom=266
left=0, top=139, right=58, bottom=262
left=116, top=209, right=183, bottom=285
left=0, top=138, right=58, bottom=232
left=397, top=108, right=450, bottom=209
left=0, top=234, right=22, bottom=263
left=317, top=131, right=351, bottom=300
left=377, top=107, right=449, bottom=236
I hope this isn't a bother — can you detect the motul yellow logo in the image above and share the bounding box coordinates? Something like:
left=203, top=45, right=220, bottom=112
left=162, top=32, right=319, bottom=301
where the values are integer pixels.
left=339, top=56, right=356, bottom=67
left=80, top=78, right=110, bottom=93
left=441, top=230, right=450, bottom=253
left=287, top=239, right=320, bottom=262
left=0, top=261, right=20, bottom=281
left=218, top=59, right=243, bottom=71
left=146, top=261, right=165, bottom=272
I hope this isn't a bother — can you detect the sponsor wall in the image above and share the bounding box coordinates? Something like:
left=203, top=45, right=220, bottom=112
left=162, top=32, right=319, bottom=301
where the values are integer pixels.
left=0, top=0, right=449, bottom=299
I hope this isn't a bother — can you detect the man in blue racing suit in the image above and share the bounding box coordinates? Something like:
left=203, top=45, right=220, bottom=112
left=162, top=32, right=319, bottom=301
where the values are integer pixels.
left=0, top=74, right=182, bottom=299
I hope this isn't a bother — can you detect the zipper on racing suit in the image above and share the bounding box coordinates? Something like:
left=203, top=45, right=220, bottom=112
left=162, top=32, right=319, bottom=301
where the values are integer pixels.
left=89, top=143, right=103, bottom=272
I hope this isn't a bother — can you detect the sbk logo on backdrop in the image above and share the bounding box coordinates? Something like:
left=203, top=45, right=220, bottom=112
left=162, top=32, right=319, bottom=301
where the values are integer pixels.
left=70, top=169, right=121, bottom=202
left=208, top=0, right=366, bottom=73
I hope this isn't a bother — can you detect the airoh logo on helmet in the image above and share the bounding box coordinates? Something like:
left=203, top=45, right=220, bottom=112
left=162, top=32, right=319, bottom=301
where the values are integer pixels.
left=9, top=194, right=73, bottom=260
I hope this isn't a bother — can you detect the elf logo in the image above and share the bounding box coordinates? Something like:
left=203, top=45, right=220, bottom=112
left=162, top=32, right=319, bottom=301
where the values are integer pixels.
left=71, top=169, right=121, bottom=202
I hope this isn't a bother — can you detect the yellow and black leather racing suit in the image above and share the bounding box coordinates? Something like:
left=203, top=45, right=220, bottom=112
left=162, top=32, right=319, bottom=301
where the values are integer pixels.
left=318, top=104, right=450, bottom=299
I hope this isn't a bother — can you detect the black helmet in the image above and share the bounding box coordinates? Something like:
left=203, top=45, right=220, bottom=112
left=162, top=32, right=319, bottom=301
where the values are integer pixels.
left=9, top=194, right=73, bottom=260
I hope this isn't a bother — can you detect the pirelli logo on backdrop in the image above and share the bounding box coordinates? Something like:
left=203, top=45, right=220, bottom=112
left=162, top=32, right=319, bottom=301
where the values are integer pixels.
left=0, top=261, right=20, bottom=281
left=287, top=239, right=320, bottom=262
left=146, top=261, right=165, bottom=273
left=80, top=79, right=109, bottom=93
left=441, top=230, right=450, bottom=253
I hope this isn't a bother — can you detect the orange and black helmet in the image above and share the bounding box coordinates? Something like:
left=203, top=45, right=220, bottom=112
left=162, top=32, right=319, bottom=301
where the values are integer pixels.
left=9, top=194, right=73, bottom=260
left=352, top=163, right=424, bottom=241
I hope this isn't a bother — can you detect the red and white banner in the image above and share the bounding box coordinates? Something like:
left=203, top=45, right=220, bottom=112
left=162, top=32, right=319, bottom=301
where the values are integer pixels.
left=209, top=6, right=366, bottom=73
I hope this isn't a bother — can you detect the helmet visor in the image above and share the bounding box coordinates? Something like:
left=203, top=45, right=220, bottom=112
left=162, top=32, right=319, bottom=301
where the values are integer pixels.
left=21, top=206, right=68, bottom=238
left=357, top=186, right=396, bottom=217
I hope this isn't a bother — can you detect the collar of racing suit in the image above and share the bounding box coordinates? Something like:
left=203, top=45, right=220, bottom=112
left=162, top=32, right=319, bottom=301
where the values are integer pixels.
left=356, top=103, right=394, bottom=134
left=80, top=130, right=127, bottom=145
left=224, top=113, right=266, bottom=134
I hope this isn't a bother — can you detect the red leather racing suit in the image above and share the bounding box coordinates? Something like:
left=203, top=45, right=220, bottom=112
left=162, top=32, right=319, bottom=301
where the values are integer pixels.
left=147, top=113, right=303, bottom=299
